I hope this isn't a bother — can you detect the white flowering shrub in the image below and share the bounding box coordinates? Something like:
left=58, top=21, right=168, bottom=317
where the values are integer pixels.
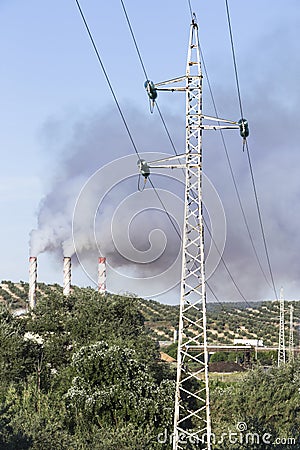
left=66, top=341, right=174, bottom=432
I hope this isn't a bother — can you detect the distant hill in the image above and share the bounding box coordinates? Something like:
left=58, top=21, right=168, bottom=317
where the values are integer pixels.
left=137, top=297, right=299, bottom=348
left=1, top=281, right=299, bottom=348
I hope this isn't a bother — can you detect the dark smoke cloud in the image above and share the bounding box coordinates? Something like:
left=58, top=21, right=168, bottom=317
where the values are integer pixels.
left=202, top=12, right=300, bottom=302
left=30, top=10, right=300, bottom=303
left=30, top=106, right=184, bottom=300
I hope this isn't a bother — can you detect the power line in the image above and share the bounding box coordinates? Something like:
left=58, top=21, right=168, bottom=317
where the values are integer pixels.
left=120, top=0, right=148, bottom=80
left=156, top=104, right=179, bottom=156
left=206, top=282, right=227, bottom=311
left=120, top=0, right=252, bottom=307
left=188, top=4, right=272, bottom=292
left=148, top=178, right=182, bottom=241
left=187, top=0, right=193, bottom=20
left=119, top=2, right=189, bottom=242
left=74, top=0, right=182, bottom=251
left=122, top=0, right=181, bottom=158
left=74, top=0, right=258, bottom=312
left=74, top=0, right=141, bottom=160
left=199, top=46, right=272, bottom=289
left=224, top=0, right=278, bottom=300
left=185, top=2, right=257, bottom=306
left=245, top=140, right=278, bottom=299
left=120, top=0, right=181, bottom=160
left=150, top=180, right=225, bottom=309
left=120, top=0, right=225, bottom=306
left=224, top=0, right=244, bottom=118
left=119, top=0, right=267, bottom=308
left=203, top=216, right=252, bottom=308
left=187, top=1, right=263, bottom=304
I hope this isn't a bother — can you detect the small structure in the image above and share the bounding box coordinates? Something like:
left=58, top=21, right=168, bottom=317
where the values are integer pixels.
left=233, top=338, right=263, bottom=347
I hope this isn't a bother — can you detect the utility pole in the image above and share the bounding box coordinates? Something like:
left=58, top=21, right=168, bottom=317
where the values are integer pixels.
left=278, top=287, right=286, bottom=366
left=142, top=15, right=244, bottom=450
left=289, top=304, right=294, bottom=363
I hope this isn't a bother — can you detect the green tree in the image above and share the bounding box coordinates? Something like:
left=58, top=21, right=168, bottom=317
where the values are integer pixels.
left=0, top=291, right=176, bottom=449
left=0, top=306, right=42, bottom=385
left=66, top=340, right=174, bottom=446
left=210, top=360, right=300, bottom=449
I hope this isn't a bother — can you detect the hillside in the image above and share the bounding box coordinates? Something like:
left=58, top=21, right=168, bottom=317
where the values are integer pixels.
left=139, top=298, right=299, bottom=348
left=1, top=280, right=299, bottom=349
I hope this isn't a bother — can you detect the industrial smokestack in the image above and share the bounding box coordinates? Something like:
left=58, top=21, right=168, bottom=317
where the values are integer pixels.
left=63, top=257, right=72, bottom=296
left=98, top=257, right=106, bottom=295
left=29, top=256, right=37, bottom=309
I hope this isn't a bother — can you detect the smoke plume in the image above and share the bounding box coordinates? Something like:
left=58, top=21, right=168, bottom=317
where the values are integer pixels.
left=30, top=13, right=300, bottom=302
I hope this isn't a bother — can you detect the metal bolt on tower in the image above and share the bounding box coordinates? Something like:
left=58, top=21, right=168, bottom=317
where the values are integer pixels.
left=143, top=16, right=242, bottom=450
left=278, top=287, right=286, bottom=366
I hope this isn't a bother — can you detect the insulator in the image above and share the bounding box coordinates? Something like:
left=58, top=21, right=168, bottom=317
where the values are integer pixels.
left=137, top=159, right=150, bottom=178
left=144, top=80, right=157, bottom=101
left=238, top=118, right=249, bottom=139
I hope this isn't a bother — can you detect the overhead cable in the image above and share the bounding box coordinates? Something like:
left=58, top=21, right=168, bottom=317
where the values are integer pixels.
left=198, top=45, right=272, bottom=289
left=225, top=0, right=278, bottom=300
left=120, top=0, right=251, bottom=307
left=74, top=0, right=182, bottom=246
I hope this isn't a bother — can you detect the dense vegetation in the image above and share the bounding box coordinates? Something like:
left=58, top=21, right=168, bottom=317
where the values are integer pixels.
left=0, top=292, right=175, bottom=449
left=211, top=361, right=300, bottom=449
left=0, top=283, right=299, bottom=449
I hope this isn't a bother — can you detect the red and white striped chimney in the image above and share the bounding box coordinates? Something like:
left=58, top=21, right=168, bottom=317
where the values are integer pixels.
left=63, top=257, right=71, bottom=296
left=29, top=256, right=37, bottom=309
left=98, top=257, right=106, bottom=294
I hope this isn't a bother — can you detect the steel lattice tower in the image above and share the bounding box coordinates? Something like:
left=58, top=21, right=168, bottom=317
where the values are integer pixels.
left=289, top=304, right=294, bottom=363
left=143, top=16, right=242, bottom=450
left=172, top=20, right=211, bottom=450
left=145, top=20, right=211, bottom=447
left=278, top=287, right=286, bottom=366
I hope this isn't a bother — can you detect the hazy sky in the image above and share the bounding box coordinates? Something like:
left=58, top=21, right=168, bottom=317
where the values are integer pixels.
left=1, top=0, right=300, bottom=304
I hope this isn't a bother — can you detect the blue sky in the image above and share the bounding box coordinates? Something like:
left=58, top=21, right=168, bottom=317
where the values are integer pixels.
left=1, top=0, right=300, bottom=303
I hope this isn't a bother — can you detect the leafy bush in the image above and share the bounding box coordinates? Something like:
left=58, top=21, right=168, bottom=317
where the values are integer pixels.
left=0, top=293, right=175, bottom=449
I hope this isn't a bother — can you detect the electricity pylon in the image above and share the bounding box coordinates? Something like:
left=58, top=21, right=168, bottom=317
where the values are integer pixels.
left=289, top=304, right=294, bottom=363
left=278, top=287, right=286, bottom=366
left=142, top=16, right=244, bottom=450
